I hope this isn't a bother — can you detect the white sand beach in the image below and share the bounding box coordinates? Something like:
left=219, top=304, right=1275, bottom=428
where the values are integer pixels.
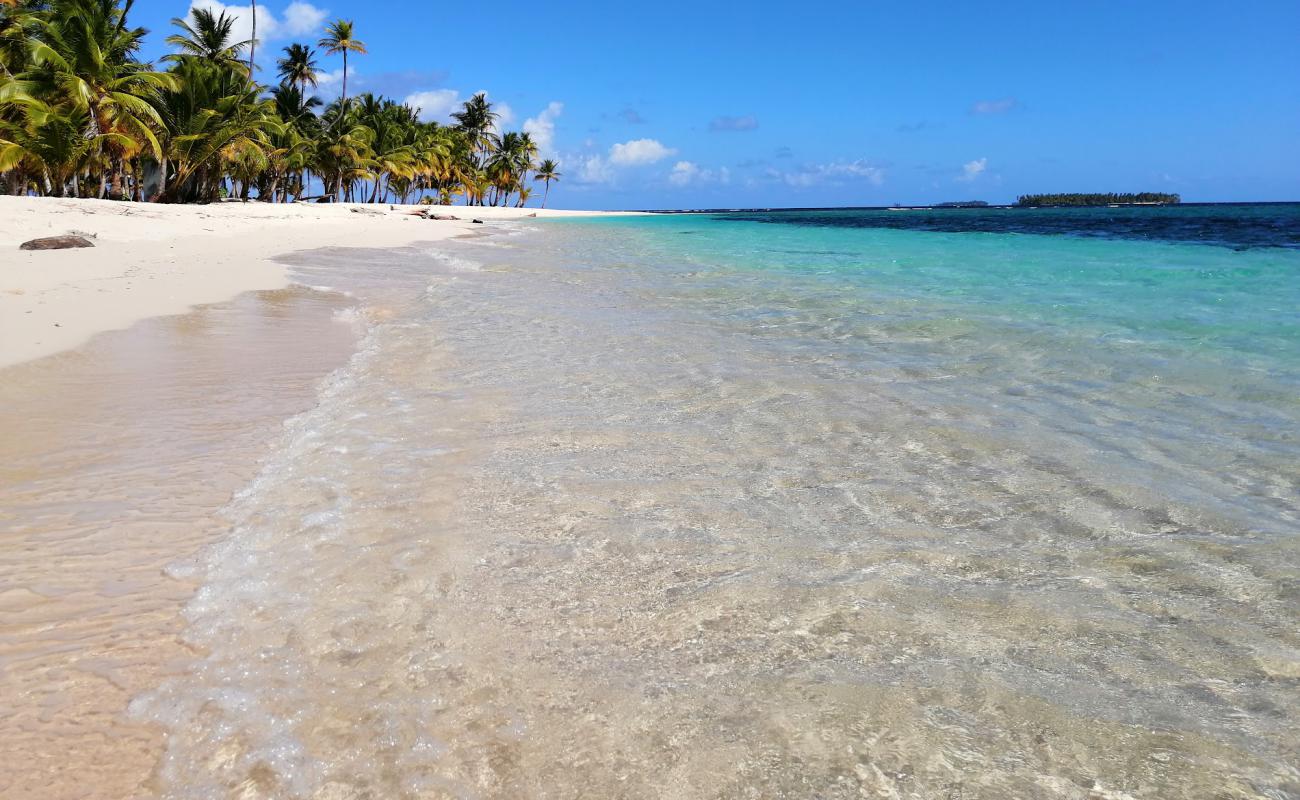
left=0, top=196, right=621, bottom=369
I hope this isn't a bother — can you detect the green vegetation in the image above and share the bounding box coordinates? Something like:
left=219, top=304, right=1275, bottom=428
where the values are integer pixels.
left=0, top=0, right=548, bottom=205
left=1016, top=193, right=1180, bottom=207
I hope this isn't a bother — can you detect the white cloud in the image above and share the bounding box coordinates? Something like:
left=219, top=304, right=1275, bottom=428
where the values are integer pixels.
left=566, top=137, right=679, bottom=186
left=773, top=160, right=885, bottom=188
left=188, top=0, right=274, bottom=44
left=404, top=88, right=461, bottom=122
left=609, top=138, right=676, bottom=166
left=281, top=1, right=328, bottom=36
left=399, top=89, right=518, bottom=127
left=575, top=154, right=614, bottom=184
left=957, top=157, right=987, bottom=182
left=493, top=102, right=515, bottom=126
left=186, top=1, right=329, bottom=45
left=669, top=161, right=730, bottom=187
left=669, top=161, right=699, bottom=186
left=523, top=101, right=564, bottom=156
left=315, top=67, right=344, bottom=87
left=971, top=98, right=1017, bottom=115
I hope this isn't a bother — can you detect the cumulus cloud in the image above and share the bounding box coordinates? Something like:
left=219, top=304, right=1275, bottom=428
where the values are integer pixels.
left=186, top=1, right=328, bottom=45
left=282, top=1, right=328, bottom=35
left=668, top=161, right=699, bottom=186
left=709, top=115, right=759, bottom=132
left=575, top=155, right=614, bottom=184
left=490, top=96, right=515, bottom=126
left=315, top=67, right=344, bottom=85
left=970, top=98, right=1017, bottom=115
left=404, top=89, right=461, bottom=122
left=523, top=101, right=564, bottom=156
left=565, top=137, right=680, bottom=185
left=669, top=161, right=731, bottom=187
left=957, top=157, right=988, bottom=182
left=398, top=88, right=514, bottom=127
left=609, top=138, right=676, bottom=166
left=773, top=160, right=885, bottom=188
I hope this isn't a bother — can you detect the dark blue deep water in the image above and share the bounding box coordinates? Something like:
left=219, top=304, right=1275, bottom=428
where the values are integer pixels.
left=710, top=203, right=1300, bottom=250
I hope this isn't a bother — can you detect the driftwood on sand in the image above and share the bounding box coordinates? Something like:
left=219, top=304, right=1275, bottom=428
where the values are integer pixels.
left=405, top=209, right=460, bottom=221
left=20, top=235, right=96, bottom=250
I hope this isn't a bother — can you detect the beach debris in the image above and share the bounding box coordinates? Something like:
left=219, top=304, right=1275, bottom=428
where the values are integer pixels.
left=472, top=219, right=484, bottom=224
left=20, top=235, right=95, bottom=250
left=349, top=207, right=385, bottom=216
left=405, top=209, right=460, bottom=221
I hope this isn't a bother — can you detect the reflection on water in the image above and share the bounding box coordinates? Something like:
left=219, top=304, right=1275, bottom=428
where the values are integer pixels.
left=129, top=223, right=1297, bottom=800
left=0, top=288, right=356, bottom=800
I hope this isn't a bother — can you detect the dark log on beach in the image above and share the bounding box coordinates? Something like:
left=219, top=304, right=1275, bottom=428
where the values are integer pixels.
left=430, top=215, right=459, bottom=221
left=472, top=219, right=484, bottom=224
left=20, top=235, right=95, bottom=251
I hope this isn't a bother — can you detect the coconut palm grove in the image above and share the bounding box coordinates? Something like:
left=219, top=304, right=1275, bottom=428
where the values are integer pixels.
left=0, top=0, right=561, bottom=206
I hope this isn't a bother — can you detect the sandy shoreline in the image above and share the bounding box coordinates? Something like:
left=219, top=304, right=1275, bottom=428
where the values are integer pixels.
left=0, top=197, right=625, bottom=798
left=0, top=196, right=625, bottom=369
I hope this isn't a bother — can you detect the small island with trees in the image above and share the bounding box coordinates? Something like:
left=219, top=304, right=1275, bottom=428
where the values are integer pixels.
left=1015, top=193, right=1180, bottom=207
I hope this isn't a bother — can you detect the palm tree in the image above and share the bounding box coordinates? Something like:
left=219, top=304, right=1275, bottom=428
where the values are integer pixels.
left=26, top=0, right=177, bottom=198
left=0, top=0, right=40, bottom=80
left=153, top=55, right=279, bottom=202
left=276, top=43, right=318, bottom=91
left=0, top=1, right=558, bottom=207
left=271, top=83, right=321, bottom=128
left=318, top=19, right=365, bottom=111
left=164, top=7, right=249, bottom=69
left=451, top=91, right=497, bottom=172
left=0, top=100, right=125, bottom=196
left=534, top=158, right=559, bottom=208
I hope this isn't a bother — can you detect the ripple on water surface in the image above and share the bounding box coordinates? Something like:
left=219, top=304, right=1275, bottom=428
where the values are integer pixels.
left=128, top=218, right=1300, bottom=799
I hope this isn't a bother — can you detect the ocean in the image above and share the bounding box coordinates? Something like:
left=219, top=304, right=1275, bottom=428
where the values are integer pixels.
left=132, top=204, right=1299, bottom=798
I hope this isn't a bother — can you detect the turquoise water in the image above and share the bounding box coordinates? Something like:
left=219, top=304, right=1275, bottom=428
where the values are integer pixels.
left=138, top=209, right=1299, bottom=798
left=551, top=210, right=1299, bottom=535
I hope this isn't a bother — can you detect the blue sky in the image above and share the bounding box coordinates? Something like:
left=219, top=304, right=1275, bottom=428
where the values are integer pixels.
left=134, top=1, right=1300, bottom=209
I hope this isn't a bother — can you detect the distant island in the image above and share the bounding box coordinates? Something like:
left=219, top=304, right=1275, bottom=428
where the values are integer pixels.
left=1016, top=193, right=1181, bottom=207
left=933, top=201, right=989, bottom=208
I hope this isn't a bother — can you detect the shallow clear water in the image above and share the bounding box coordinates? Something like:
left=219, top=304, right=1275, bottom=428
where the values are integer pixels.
left=133, top=209, right=1298, bottom=799
left=0, top=288, right=356, bottom=799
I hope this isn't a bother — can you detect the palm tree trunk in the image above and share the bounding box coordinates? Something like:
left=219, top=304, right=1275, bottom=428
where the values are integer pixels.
left=249, top=0, right=257, bottom=80
left=542, top=180, right=550, bottom=208
left=110, top=158, right=127, bottom=201
left=341, top=51, right=348, bottom=109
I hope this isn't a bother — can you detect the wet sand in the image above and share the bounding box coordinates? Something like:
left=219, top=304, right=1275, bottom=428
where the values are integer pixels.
left=0, top=287, right=357, bottom=798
